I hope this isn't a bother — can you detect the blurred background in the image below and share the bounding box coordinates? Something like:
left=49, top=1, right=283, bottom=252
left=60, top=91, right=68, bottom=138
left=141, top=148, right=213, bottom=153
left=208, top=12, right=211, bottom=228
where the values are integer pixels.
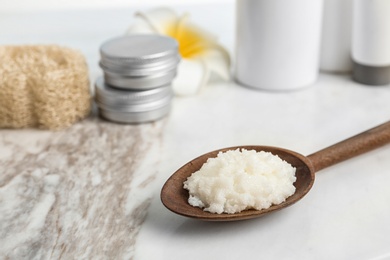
left=0, top=0, right=236, bottom=86
left=0, top=0, right=234, bottom=12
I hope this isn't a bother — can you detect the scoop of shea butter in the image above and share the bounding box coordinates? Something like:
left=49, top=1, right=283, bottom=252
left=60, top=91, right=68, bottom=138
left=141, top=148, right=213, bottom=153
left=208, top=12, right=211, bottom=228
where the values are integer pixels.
left=183, top=149, right=296, bottom=214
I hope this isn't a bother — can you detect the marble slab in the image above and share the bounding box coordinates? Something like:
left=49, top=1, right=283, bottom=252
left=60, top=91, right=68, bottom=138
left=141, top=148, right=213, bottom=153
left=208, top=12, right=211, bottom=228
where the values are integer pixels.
left=0, top=118, right=165, bottom=259
left=1, top=4, right=390, bottom=260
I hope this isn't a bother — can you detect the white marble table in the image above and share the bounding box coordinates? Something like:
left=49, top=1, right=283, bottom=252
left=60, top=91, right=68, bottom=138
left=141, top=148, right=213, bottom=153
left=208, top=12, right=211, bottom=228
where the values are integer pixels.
left=1, top=4, right=390, bottom=260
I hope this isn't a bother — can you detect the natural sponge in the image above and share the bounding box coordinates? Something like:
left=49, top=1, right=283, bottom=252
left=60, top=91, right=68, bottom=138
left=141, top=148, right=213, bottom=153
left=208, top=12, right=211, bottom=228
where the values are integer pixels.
left=0, top=45, right=91, bottom=130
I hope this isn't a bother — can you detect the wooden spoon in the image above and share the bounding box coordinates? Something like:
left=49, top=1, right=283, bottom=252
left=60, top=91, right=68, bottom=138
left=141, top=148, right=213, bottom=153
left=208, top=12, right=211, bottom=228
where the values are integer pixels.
left=161, top=121, right=390, bottom=221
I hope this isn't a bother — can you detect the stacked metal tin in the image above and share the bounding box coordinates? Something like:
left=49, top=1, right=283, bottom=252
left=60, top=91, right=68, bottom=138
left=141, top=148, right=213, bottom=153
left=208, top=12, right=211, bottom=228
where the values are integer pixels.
left=95, top=35, right=180, bottom=123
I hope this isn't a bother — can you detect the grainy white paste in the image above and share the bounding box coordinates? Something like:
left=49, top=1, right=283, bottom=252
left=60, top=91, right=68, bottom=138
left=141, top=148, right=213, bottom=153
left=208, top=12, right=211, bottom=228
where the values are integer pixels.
left=183, top=149, right=296, bottom=214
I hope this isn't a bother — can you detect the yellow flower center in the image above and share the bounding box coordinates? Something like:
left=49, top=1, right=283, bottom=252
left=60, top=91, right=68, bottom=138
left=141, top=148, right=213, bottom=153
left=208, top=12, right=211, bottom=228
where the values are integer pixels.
left=165, top=21, right=209, bottom=59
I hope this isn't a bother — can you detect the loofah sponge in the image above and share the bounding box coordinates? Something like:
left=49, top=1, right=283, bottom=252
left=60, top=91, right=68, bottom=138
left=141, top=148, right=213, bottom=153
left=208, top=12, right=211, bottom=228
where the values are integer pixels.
left=0, top=45, right=91, bottom=130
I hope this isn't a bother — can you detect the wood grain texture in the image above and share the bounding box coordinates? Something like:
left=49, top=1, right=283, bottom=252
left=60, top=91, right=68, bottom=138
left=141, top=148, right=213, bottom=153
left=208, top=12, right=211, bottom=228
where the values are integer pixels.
left=161, top=121, right=390, bottom=221
left=308, top=121, right=390, bottom=172
left=161, top=146, right=315, bottom=221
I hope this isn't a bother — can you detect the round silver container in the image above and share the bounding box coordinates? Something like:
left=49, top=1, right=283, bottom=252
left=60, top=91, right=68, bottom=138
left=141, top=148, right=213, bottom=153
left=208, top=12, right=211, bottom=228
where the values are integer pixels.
left=99, top=34, right=180, bottom=90
left=95, top=77, right=173, bottom=123
left=103, top=69, right=177, bottom=90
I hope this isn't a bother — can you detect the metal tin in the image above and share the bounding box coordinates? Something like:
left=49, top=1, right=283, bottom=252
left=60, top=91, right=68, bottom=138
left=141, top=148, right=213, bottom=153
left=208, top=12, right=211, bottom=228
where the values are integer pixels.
left=98, top=105, right=171, bottom=124
left=95, top=77, right=173, bottom=123
left=103, top=69, right=177, bottom=90
left=99, top=34, right=180, bottom=90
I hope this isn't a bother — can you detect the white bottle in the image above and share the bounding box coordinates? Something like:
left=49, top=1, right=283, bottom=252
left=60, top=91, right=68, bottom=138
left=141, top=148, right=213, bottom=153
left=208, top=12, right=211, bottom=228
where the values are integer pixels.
left=352, top=0, right=390, bottom=85
left=320, top=0, right=353, bottom=72
left=235, top=0, right=324, bottom=90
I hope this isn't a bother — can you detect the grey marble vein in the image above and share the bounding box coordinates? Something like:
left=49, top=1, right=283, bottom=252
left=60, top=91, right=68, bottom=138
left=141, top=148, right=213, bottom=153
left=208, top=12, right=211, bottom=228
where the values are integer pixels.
left=0, top=118, right=165, bottom=259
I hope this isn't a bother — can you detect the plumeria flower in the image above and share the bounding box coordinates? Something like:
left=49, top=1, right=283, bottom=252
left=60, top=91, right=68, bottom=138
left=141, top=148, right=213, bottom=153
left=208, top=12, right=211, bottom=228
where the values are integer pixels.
left=126, top=7, right=231, bottom=96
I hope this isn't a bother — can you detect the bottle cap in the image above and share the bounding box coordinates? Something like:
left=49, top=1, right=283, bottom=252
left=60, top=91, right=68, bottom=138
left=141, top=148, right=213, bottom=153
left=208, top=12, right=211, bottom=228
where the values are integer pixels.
left=352, top=62, right=390, bottom=86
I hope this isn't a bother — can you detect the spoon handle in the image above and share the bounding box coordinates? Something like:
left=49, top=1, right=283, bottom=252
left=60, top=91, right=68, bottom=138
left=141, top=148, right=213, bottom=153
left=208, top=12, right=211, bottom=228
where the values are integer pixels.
left=307, top=121, right=390, bottom=172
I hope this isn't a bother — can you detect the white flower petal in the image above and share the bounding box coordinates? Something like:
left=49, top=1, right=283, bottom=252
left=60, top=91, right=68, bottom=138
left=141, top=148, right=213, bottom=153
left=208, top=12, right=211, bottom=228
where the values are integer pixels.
left=134, top=8, right=178, bottom=34
left=176, top=13, right=217, bottom=43
left=199, top=46, right=231, bottom=81
left=172, top=59, right=207, bottom=96
left=125, top=7, right=232, bottom=96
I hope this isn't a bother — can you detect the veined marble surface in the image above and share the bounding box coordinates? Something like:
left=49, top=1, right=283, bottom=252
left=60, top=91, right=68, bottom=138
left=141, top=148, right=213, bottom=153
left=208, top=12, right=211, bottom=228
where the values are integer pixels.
left=1, top=4, right=390, bottom=260
left=0, top=119, right=164, bottom=259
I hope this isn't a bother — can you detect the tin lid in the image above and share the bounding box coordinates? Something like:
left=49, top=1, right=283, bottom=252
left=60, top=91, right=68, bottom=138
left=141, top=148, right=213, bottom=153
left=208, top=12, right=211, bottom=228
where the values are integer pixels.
left=100, top=34, right=180, bottom=76
left=95, top=76, right=173, bottom=112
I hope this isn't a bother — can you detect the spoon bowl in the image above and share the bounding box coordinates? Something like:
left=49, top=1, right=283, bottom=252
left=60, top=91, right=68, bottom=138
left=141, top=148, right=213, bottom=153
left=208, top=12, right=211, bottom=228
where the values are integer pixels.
left=161, top=146, right=315, bottom=221
left=161, top=121, right=390, bottom=221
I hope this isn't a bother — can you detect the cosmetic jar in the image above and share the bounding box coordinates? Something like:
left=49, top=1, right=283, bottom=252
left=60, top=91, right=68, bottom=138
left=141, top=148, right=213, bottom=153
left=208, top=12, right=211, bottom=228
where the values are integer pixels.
left=95, top=34, right=180, bottom=123
left=235, top=0, right=323, bottom=90
left=352, top=0, right=390, bottom=85
left=320, top=0, right=353, bottom=72
left=99, top=35, right=180, bottom=90
left=95, top=77, right=173, bottom=123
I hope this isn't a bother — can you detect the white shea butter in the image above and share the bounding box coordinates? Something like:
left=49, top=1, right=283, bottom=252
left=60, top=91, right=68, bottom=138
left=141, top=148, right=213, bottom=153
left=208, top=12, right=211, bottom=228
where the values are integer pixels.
left=183, top=149, right=296, bottom=214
